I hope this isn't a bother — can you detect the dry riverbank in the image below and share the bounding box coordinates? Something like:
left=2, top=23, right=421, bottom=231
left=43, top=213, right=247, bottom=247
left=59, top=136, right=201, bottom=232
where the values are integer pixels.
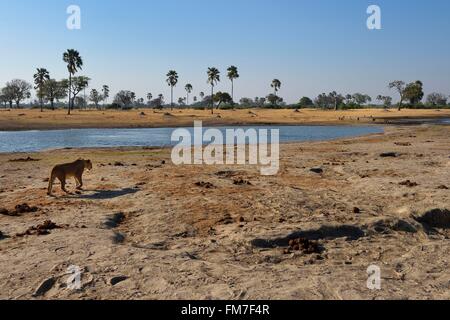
left=0, top=125, right=449, bottom=299
left=0, top=108, right=449, bottom=131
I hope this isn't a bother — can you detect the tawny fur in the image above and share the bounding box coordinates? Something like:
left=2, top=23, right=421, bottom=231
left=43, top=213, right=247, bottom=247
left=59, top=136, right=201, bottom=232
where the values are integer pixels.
left=47, top=159, right=92, bottom=195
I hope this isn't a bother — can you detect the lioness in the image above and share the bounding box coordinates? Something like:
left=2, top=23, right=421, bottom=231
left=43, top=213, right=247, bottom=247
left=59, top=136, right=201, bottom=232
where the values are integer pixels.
left=47, top=159, right=92, bottom=195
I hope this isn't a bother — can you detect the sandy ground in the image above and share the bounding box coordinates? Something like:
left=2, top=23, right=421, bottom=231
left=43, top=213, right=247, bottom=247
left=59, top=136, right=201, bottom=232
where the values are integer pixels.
left=0, top=125, right=449, bottom=300
left=0, top=108, right=449, bottom=130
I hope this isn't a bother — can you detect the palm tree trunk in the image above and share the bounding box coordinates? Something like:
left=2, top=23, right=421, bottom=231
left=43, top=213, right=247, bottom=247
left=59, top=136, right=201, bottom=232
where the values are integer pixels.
left=40, top=96, right=43, bottom=112
left=231, top=80, right=234, bottom=104
left=211, top=85, right=214, bottom=115
left=171, top=86, right=173, bottom=111
left=68, top=73, right=72, bottom=115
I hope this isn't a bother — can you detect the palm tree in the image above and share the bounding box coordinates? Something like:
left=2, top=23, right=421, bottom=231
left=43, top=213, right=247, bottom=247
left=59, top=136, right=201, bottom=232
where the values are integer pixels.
left=271, top=79, right=281, bottom=96
left=33, top=68, right=50, bottom=112
left=227, top=66, right=239, bottom=104
left=166, top=70, right=178, bottom=110
left=147, top=93, right=153, bottom=105
left=199, top=92, right=205, bottom=100
left=185, top=84, right=193, bottom=106
left=207, top=67, right=220, bottom=114
left=102, top=85, right=110, bottom=108
left=63, top=49, right=83, bottom=115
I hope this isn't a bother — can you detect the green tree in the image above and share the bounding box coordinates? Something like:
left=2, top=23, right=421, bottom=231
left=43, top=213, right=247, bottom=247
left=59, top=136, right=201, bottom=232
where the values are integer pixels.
left=102, top=85, right=110, bottom=108
left=388, top=80, right=406, bottom=110
left=227, top=66, right=239, bottom=104
left=63, top=49, right=83, bottom=115
left=376, top=95, right=392, bottom=109
left=44, top=79, right=68, bottom=110
left=146, top=93, right=153, bottom=105
left=207, top=67, right=220, bottom=114
left=33, top=68, right=50, bottom=112
left=68, top=76, right=90, bottom=110
left=214, top=92, right=232, bottom=109
left=166, top=70, right=178, bottom=110
left=271, top=79, right=281, bottom=95
left=270, top=79, right=282, bottom=106
left=1, top=86, right=15, bottom=108
left=89, top=89, right=102, bottom=109
left=114, top=90, right=134, bottom=109
left=298, top=97, right=314, bottom=108
left=185, top=84, right=193, bottom=105
left=6, top=79, right=32, bottom=108
left=266, top=93, right=283, bottom=106
left=403, top=81, right=424, bottom=105
left=426, top=92, right=447, bottom=106
left=352, top=93, right=372, bottom=106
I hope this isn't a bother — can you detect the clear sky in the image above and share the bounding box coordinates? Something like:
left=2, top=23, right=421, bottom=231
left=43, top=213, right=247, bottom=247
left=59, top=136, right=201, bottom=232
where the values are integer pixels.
left=1, top=0, right=449, bottom=103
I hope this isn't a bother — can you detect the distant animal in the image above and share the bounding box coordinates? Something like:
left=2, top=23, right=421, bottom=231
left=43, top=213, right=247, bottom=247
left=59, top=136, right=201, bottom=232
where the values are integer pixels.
left=47, top=159, right=93, bottom=195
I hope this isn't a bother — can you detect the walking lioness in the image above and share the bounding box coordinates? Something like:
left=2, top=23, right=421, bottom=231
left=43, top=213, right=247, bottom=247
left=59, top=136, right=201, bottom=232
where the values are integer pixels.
left=47, top=159, right=93, bottom=195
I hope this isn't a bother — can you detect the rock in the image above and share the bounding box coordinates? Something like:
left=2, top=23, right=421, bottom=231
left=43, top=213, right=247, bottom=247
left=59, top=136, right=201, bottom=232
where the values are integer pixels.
left=437, top=185, right=448, bottom=190
left=33, top=277, right=56, bottom=297
left=14, top=203, right=38, bottom=214
left=353, top=207, right=361, bottom=214
left=380, top=152, right=399, bottom=158
left=310, top=167, right=323, bottom=174
left=194, top=181, right=215, bottom=189
left=233, top=178, right=252, bottom=186
left=0, top=230, right=5, bottom=240
left=110, top=276, right=128, bottom=286
left=399, top=180, right=419, bottom=187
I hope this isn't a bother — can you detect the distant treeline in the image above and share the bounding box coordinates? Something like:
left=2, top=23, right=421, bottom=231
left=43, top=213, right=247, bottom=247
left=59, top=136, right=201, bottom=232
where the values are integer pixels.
left=1, top=49, right=449, bottom=111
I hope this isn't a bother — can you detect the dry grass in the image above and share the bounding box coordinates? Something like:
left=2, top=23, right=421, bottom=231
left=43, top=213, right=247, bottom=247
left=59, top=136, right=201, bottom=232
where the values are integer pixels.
left=0, top=108, right=449, bottom=130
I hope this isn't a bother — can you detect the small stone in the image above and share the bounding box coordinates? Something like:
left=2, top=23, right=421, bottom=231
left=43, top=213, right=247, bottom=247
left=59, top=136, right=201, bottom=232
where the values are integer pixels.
left=353, top=207, right=361, bottom=214
left=310, top=167, right=323, bottom=174
left=110, top=276, right=129, bottom=286
left=33, top=277, right=56, bottom=297
left=380, top=152, right=399, bottom=158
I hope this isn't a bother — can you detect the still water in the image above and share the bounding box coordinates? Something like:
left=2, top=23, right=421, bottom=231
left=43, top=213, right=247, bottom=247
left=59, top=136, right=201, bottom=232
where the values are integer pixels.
left=0, top=125, right=384, bottom=153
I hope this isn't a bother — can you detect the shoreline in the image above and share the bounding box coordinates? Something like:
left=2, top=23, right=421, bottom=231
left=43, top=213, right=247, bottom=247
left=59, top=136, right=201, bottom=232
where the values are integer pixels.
left=0, top=108, right=449, bottom=132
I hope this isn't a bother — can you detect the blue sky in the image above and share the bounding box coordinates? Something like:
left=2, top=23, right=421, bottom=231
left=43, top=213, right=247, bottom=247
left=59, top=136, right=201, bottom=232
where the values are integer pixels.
left=1, top=0, right=449, bottom=103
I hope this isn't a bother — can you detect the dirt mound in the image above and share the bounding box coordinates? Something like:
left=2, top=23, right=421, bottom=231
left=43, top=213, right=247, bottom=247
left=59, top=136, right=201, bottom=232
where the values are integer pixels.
left=399, top=180, right=419, bottom=187
left=16, top=220, right=63, bottom=237
left=285, top=238, right=322, bottom=254
left=0, top=203, right=39, bottom=216
left=233, top=178, right=252, bottom=186
left=194, top=181, right=216, bottom=189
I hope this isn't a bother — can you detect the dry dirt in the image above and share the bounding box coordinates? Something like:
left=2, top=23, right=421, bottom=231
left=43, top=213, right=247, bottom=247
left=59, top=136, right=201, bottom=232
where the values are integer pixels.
left=0, top=125, right=449, bottom=300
